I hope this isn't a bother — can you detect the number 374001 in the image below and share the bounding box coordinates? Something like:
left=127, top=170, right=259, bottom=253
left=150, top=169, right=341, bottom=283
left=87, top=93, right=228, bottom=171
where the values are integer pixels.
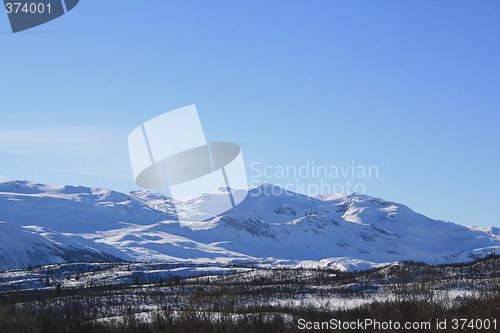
left=5, top=2, right=52, bottom=14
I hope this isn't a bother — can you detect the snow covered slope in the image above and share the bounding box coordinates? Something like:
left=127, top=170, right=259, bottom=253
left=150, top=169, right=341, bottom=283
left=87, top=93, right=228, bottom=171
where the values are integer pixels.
left=0, top=221, right=127, bottom=270
left=0, top=180, right=177, bottom=233
left=1, top=180, right=498, bottom=270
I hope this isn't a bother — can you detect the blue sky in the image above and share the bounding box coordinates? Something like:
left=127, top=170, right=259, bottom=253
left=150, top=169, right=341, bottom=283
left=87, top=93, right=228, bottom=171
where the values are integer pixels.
left=0, top=1, right=498, bottom=227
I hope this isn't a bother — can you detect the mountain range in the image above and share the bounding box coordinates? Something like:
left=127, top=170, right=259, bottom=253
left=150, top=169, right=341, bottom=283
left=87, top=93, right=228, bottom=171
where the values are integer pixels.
left=0, top=180, right=498, bottom=271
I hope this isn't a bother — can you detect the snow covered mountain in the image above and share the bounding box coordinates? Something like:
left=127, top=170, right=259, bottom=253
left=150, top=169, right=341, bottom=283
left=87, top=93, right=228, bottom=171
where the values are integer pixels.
left=0, top=180, right=498, bottom=271
left=0, top=221, right=127, bottom=269
left=0, top=180, right=177, bottom=233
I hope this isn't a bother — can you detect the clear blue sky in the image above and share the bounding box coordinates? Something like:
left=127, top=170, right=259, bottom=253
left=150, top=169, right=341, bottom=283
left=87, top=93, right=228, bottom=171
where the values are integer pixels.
left=0, top=1, right=498, bottom=227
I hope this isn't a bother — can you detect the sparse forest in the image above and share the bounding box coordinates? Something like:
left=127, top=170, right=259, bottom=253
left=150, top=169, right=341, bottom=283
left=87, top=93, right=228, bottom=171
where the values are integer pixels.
left=0, top=254, right=498, bottom=332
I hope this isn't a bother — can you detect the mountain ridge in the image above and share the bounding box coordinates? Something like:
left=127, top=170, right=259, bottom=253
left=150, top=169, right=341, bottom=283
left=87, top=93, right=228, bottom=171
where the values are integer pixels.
left=0, top=179, right=498, bottom=271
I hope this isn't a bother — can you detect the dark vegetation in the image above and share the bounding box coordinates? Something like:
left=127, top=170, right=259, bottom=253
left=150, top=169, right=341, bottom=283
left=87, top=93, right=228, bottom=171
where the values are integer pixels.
left=0, top=254, right=498, bottom=332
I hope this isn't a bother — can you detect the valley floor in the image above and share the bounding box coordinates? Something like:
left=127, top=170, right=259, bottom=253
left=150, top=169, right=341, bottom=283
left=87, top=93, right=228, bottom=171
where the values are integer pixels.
left=0, top=255, right=498, bottom=332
